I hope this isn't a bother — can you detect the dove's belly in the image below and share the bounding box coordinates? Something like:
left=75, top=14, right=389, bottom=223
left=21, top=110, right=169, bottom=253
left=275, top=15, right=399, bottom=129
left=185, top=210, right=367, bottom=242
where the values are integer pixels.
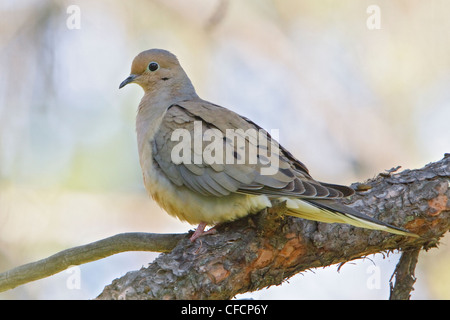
left=143, top=162, right=271, bottom=225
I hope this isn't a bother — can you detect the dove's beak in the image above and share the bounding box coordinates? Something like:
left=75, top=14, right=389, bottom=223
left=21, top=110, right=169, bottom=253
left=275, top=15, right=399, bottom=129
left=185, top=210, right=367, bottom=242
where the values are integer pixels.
left=119, top=74, right=137, bottom=89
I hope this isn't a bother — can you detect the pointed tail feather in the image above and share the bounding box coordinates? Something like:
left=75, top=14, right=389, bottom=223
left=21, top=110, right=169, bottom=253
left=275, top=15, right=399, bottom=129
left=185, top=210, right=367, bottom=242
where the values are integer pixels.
left=283, top=198, right=418, bottom=237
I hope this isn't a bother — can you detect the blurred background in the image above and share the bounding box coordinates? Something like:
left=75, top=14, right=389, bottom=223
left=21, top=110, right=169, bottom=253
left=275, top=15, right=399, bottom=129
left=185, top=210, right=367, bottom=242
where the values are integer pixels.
left=0, top=0, right=449, bottom=299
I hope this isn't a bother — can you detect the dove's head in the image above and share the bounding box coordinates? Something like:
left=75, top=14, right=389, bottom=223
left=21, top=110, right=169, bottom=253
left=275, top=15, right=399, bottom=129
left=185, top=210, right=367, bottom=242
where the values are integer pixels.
left=119, top=49, right=196, bottom=98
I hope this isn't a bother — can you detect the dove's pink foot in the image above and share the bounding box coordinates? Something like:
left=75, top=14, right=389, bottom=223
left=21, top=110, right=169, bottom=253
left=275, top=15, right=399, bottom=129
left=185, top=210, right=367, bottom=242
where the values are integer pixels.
left=190, top=222, right=217, bottom=242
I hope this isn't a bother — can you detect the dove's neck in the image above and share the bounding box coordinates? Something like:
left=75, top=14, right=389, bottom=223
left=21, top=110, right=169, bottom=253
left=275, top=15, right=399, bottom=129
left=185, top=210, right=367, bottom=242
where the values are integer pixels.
left=139, top=74, right=199, bottom=111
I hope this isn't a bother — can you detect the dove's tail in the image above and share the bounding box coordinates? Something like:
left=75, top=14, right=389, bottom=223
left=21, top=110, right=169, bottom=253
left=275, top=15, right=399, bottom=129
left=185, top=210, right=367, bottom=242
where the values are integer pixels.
left=282, top=198, right=418, bottom=237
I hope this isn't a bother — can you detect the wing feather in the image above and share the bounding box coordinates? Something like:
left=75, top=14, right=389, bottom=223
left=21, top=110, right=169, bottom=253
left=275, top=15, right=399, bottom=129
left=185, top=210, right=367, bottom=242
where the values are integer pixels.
left=152, top=100, right=354, bottom=200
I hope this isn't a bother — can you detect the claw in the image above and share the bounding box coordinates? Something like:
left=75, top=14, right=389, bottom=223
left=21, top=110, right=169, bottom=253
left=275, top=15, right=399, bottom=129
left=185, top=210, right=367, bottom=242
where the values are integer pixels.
left=190, top=222, right=217, bottom=242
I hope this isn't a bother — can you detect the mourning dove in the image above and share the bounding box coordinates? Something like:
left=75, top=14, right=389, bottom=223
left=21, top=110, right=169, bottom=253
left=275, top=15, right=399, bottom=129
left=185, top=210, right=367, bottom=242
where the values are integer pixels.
left=119, top=48, right=417, bottom=241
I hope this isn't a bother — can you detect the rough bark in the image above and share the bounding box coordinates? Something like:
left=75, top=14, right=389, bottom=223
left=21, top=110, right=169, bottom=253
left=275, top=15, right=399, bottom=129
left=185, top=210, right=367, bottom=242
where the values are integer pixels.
left=96, top=156, right=450, bottom=300
left=389, top=248, right=420, bottom=300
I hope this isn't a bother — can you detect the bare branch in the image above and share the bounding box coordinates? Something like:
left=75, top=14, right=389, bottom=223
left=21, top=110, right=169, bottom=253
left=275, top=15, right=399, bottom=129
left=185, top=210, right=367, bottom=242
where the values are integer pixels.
left=1, top=156, right=449, bottom=298
left=97, top=156, right=450, bottom=300
left=0, top=232, right=186, bottom=292
left=389, top=248, right=420, bottom=300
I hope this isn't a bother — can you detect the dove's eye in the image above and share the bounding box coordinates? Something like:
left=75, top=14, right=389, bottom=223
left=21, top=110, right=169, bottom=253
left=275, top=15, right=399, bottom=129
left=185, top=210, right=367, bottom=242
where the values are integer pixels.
left=148, top=62, right=159, bottom=72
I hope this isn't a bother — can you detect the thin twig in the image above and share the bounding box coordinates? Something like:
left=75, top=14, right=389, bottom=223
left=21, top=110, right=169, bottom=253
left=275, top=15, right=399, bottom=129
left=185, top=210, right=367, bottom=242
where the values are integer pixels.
left=0, top=232, right=186, bottom=292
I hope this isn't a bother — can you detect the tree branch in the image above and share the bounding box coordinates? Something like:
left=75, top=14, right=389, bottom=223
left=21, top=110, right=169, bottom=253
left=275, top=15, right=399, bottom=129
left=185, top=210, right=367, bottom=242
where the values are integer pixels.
left=389, top=248, right=420, bottom=300
left=96, top=156, right=450, bottom=300
left=1, top=157, right=449, bottom=298
left=0, top=232, right=186, bottom=292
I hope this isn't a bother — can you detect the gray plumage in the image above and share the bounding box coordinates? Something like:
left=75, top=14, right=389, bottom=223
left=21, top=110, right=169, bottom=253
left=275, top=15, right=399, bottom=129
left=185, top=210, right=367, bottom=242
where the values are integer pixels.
left=120, top=48, right=418, bottom=240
